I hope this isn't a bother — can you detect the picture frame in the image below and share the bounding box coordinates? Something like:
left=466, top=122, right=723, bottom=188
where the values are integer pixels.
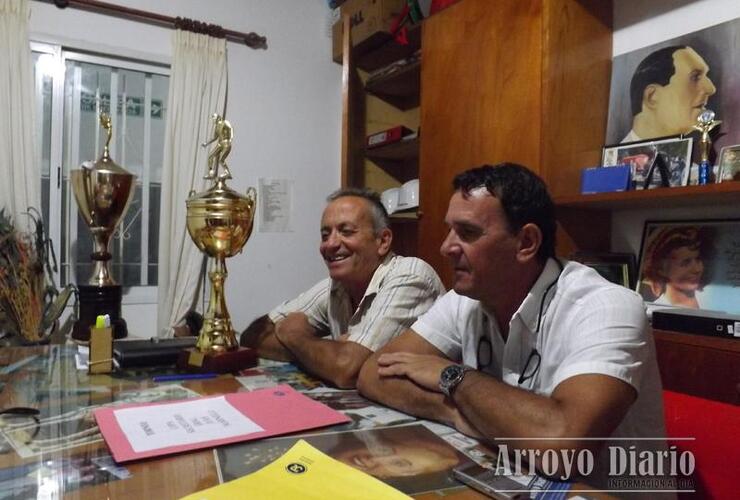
left=602, top=136, right=693, bottom=189
left=636, top=219, right=740, bottom=314
left=570, top=252, right=636, bottom=289
left=718, top=144, right=740, bottom=182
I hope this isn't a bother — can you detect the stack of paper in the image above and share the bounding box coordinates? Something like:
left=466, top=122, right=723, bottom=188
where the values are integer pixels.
left=94, top=385, right=349, bottom=462
left=181, top=440, right=411, bottom=500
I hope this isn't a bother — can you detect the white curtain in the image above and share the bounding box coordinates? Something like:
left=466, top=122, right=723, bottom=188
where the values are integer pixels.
left=157, top=31, right=228, bottom=337
left=0, top=0, right=40, bottom=227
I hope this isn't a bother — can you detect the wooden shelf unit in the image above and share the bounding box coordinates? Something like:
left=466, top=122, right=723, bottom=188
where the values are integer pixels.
left=365, top=137, right=419, bottom=182
left=366, top=136, right=419, bottom=161
left=554, top=182, right=740, bottom=210
left=389, top=210, right=420, bottom=222
left=340, top=14, right=421, bottom=258
left=354, top=24, right=422, bottom=72
left=365, top=60, right=421, bottom=110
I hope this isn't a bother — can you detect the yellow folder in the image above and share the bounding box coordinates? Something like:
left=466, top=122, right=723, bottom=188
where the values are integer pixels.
left=181, top=439, right=411, bottom=500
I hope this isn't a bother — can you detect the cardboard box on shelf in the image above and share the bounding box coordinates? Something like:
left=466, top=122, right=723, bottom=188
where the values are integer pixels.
left=332, top=0, right=407, bottom=63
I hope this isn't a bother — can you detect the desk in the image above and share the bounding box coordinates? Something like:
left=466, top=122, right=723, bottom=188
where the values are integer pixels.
left=0, top=347, right=607, bottom=499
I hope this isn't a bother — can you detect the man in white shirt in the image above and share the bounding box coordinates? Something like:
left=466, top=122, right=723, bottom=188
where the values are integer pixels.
left=623, top=45, right=715, bottom=143
left=240, top=188, right=444, bottom=388
left=358, top=164, right=668, bottom=490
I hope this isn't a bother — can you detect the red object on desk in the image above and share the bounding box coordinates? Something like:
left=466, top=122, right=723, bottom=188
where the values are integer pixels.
left=94, top=385, right=350, bottom=463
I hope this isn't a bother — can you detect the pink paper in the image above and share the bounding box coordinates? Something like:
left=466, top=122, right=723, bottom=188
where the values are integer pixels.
left=94, top=384, right=350, bottom=462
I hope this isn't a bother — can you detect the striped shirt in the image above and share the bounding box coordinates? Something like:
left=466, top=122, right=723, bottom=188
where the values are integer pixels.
left=268, top=254, right=445, bottom=351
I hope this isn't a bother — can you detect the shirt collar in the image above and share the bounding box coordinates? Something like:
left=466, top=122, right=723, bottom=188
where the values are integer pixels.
left=511, top=257, right=563, bottom=335
left=330, top=253, right=396, bottom=300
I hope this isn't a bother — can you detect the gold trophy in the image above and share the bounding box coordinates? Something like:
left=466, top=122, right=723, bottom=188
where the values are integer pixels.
left=178, top=114, right=258, bottom=373
left=71, top=113, right=136, bottom=341
left=693, top=109, right=721, bottom=185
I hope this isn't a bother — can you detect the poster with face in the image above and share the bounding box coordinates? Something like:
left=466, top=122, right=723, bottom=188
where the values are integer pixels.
left=636, top=219, right=740, bottom=314
left=605, top=18, right=740, bottom=161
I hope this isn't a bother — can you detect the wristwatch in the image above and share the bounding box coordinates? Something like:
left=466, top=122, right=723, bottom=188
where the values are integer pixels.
left=439, top=364, right=473, bottom=397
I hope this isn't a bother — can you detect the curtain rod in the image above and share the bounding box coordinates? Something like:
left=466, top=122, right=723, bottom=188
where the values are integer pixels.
left=45, top=0, right=267, bottom=49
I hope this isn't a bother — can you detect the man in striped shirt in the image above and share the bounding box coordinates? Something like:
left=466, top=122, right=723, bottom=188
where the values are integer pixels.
left=240, top=188, right=444, bottom=388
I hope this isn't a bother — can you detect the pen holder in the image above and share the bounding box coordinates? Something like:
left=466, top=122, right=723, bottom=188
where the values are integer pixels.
left=89, top=326, right=113, bottom=374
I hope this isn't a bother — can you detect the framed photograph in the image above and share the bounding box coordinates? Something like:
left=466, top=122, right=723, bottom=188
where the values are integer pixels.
left=718, top=144, right=740, bottom=182
left=571, top=252, right=636, bottom=289
left=604, top=19, right=740, bottom=159
left=636, top=219, right=740, bottom=314
left=602, top=136, right=693, bottom=189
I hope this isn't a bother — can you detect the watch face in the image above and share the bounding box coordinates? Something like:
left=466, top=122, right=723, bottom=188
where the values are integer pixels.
left=440, top=364, right=466, bottom=396
left=441, top=365, right=464, bottom=384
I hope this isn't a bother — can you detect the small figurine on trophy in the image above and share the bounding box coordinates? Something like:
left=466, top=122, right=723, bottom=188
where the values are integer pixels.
left=181, top=113, right=258, bottom=373
left=692, top=109, right=722, bottom=185
left=201, top=113, right=233, bottom=181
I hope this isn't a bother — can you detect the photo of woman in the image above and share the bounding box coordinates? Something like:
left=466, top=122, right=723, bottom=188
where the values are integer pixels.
left=636, top=219, right=740, bottom=315
left=638, top=226, right=714, bottom=308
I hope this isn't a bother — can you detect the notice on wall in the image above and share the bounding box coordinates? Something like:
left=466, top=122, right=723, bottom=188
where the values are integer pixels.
left=259, top=178, right=293, bottom=232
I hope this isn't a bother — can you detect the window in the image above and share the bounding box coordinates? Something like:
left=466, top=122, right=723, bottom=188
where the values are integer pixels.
left=32, top=43, right=169, bottom=304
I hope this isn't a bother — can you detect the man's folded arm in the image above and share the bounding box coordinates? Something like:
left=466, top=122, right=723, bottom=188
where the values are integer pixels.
left=274, top=312, right=370, bottom=389
left=357, top=329, right=461, bottom=425
left=451, top=370, right=637, bottom=459
left=239, top=314, right=294, bottom=362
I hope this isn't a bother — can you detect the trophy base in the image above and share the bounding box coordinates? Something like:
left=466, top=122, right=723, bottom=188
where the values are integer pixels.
left=72, top=285, right=128, bottom=342
left=176, top=347, right=258, bottom=374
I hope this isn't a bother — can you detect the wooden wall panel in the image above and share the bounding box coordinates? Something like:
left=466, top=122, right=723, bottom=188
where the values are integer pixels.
left=418, top=0, right=544, bottom=284
left=540, top=0, right=613, bottom=198
left=341, top=15, right=366, bottom=188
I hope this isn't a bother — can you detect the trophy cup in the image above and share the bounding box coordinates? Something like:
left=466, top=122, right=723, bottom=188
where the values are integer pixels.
left=71, top=113, right=136, bottom=342
left=693, top=109, right=722, bottom=185
left=178, top=114, right=258, bottom=373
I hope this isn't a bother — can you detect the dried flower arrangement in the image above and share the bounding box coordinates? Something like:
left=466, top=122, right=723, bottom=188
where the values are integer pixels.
left=0, top=208, right=48, bottom=343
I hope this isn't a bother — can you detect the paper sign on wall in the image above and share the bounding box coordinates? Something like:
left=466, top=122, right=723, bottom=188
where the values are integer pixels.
left=259, top=178, right=293, bottom=232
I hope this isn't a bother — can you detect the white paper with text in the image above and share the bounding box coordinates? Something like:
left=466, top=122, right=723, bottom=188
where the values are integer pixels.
left=114, top=396, right=264, bottom=452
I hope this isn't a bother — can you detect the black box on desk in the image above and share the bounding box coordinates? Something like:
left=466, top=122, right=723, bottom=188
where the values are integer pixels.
left=113, top=337, right=197, bottom=368
left=652, top=308, right=740, bottom=339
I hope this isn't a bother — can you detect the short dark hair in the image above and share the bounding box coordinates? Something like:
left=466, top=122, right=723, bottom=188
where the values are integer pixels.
left=326, top=187, right=390, bottom=234
left=630, top=45, right=686, bottom=116
left=452, top=163, right=556, bottom=261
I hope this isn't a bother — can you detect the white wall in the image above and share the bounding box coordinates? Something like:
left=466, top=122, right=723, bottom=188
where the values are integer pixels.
left=29, top=0, right=341, bottom=337
left=611, top=0, right=740, bottom=255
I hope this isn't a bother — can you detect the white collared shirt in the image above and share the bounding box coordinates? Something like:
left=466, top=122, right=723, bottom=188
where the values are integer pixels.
left=412, top=258, right=668, bottom=490
left=269, top=254, right=445, bottom=351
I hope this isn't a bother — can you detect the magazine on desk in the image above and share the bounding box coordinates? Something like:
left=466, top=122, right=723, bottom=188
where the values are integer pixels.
left=215, top=424, right=473, bottom=495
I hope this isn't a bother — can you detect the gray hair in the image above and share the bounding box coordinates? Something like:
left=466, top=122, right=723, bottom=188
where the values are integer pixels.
left=326, top=187, right=390, bottom=234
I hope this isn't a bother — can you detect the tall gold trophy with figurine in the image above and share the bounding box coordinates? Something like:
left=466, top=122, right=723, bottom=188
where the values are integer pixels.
left=178, top=114, right=258, bottom=373
left=71, top=113, right=136, bottom=341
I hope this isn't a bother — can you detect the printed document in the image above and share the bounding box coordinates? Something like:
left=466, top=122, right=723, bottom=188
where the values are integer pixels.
left=114, top=396, right=264, bottom=452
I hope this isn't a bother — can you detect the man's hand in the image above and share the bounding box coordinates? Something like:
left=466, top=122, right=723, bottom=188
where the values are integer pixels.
left=376, top=350, right=483, bottom=438
left=376, top=352, right=451, bottom=393
left=274, top=312, right=315, bottom=345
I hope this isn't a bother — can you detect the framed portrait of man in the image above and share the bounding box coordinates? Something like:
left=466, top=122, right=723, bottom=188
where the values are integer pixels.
left=636, top=219, right=740, bottom=314
left=605, top=18, right=740, bottom=167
